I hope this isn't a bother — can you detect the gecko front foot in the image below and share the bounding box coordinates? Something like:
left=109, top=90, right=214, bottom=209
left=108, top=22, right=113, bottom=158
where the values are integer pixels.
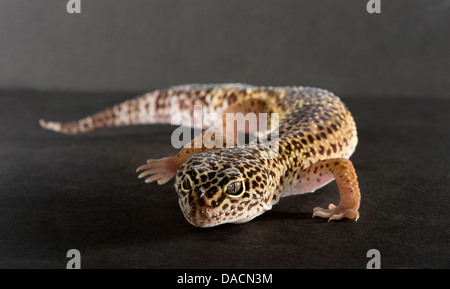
left=312, top=204, right=359, bottom=222
left=136, top=156, right=179, bottom=185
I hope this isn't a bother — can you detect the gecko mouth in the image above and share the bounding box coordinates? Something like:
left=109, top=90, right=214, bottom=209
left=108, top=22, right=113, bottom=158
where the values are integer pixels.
left=184, top=207, right=225, bottom=228
left=182, top=206, right=246, bottom=228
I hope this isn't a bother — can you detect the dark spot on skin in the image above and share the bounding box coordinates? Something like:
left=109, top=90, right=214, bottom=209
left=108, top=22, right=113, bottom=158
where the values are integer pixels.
left=197, top=196, right=205, bottom=206
left=307, top=135, right=315, bottom=144
left=185, top=170, right=197, bottom=179
left=218, top=178, right=228, bottom=188
left=318, top=145, right=325, bottom=155
left=228, top=94, right=237, bottom=104
left=247, top=202, right=259, bottom=211
left=206, top=186, right=218, bottom=199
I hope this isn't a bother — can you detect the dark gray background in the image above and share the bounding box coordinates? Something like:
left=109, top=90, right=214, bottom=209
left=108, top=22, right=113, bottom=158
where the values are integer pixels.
left=0, top=0, right=449, bottom=96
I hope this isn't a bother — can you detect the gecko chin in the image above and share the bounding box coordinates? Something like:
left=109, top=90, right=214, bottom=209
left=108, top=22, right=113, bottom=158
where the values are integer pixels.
left=174, top=149, right=273, bottom=228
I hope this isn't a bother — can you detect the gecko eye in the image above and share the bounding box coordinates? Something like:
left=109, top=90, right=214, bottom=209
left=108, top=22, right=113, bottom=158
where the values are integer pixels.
left=224, top=180, right=245, bottom=198
left=181, top=175, right=192, bottom=192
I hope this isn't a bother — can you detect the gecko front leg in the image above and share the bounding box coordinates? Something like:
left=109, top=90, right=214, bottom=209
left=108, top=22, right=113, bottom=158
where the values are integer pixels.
left=136, top=128, right=235, bottom=185
left=136, top=97, right=265, bottom=185
left=300, top=158, right=361, bottom=221
left=136, top=156, right=180, bottom=185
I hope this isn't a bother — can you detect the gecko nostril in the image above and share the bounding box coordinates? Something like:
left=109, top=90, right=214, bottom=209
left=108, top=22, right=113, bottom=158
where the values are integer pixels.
left=200, top=207, right=212, bottom=217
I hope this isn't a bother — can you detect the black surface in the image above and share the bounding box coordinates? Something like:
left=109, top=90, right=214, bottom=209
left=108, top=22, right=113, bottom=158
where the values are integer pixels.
left=0, top=90, right=449, bottom=268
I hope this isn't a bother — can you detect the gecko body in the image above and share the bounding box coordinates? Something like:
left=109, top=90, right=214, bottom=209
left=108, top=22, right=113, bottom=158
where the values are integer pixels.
left=40, top=84, right=360, bottom=227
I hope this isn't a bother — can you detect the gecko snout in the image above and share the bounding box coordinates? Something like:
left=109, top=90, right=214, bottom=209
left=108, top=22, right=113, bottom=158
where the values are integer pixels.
left=200, top=207, right=212, bottom=218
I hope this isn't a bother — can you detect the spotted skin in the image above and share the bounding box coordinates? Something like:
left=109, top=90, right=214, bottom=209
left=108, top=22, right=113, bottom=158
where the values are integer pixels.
left=176, top=149, right=274, bottom=227
left=40, top=84, right=361, bottom=227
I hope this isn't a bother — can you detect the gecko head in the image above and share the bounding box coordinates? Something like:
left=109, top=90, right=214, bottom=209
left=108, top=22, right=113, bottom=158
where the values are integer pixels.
left=174, top=149, right=273, bottom=227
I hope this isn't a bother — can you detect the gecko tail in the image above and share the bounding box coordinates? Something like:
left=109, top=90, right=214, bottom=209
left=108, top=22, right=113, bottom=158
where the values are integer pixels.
left=39, top=118, right=102, bottom=135
left=39, top=84, right=246, bottom=135
left=40, top=119, right=72, bottom=134
left=38, top=91, right=173, bottom=135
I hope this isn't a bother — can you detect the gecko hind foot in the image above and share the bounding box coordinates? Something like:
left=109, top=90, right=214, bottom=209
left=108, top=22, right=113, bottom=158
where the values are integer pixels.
left=312, top=204, right=359, bottom=222
left=136, top=156, right=178, bottom=185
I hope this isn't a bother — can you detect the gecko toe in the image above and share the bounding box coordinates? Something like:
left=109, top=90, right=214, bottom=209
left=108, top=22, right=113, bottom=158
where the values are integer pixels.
left=312, top=204, right=359, bottom=221
left=137, top=156, right=178, bottom=185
